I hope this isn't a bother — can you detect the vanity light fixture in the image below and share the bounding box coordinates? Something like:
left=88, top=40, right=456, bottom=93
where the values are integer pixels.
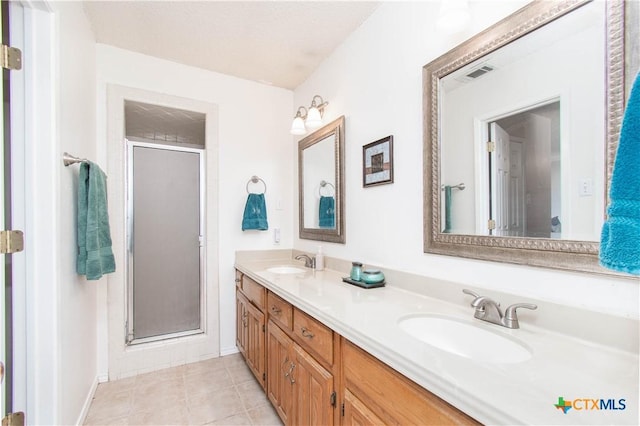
left=290, top=95, right=329, bottom=135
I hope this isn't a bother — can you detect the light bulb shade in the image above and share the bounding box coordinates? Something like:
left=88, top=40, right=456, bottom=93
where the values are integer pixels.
left=305, top=107, right=323, bottom=129
left=290, top=116, right=307, bottom=135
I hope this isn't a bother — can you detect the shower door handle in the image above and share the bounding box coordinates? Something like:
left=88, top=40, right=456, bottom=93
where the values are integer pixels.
left=198, top=235, right=204, bottom=247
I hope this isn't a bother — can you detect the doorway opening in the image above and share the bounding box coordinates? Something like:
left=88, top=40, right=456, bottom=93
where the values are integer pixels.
left=125, top=101, right=206, bottom=345
left=486, top=101, right=561, bottom=238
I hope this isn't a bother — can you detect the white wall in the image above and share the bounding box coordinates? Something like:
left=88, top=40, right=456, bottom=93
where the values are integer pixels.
left=95, top=45, right=294, bottom=378
left=51, top=2, right=98, bottom=424
left=293, top=1, right=639, bottom=318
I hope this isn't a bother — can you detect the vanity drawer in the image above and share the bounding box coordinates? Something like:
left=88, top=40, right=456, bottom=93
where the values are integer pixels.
left=293, top=308, right=333, bottom=365
left=343, top=339, right=479, bottom=425
left=267, top=291, right=292, bottom=331
left=241, top=275, right=265, bottom=310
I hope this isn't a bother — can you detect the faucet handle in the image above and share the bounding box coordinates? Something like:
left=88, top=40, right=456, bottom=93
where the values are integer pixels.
left=462, top=288, right=480, bottom=299
left=503, top=303, right=537, bottom=329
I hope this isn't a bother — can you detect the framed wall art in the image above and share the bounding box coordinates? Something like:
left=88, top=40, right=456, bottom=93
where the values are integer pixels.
left=363, top=135, right=393, bottom=187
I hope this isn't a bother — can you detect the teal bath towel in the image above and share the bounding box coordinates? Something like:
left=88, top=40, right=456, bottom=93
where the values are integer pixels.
left=318, top=196, right=335, bottom=228
left=242, top=193, right=268, bottom=231
left=77, top=161, right=116, bottom=280
left=600, top=72, right=640, bottom=274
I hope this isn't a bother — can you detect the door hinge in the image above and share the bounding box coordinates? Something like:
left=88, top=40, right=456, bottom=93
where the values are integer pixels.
left=341, top=402, right=345, bottom=417
left=487, top=141, right=495, bottom=152
left=262, top=324, right=266, bottom=333
left=2, top=412, right=25, bottom=426
left=488, top=219, right=496, bottom=230
left=330, top=391, right=336, bottom=407
left=263, top=372, right=266, bottom=381
left=1, top=45, right=22, bottom=71
left=0, top=230, right=24, bottom=254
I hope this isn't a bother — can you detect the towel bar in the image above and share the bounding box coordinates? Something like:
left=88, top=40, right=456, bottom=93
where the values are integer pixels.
left=63, top=152, right=89, bottom=167
left=441, top=183, right=465, bottom=191
left=246, top=175, right=267, bottom=194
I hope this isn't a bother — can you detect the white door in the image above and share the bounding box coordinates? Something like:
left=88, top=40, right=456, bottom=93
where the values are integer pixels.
left=490, top=122, right=510, bottom=236
left=509, top=140, right=526, bottom=236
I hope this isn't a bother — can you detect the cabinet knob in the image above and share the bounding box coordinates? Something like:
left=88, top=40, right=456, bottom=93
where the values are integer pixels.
left=271, top=306, right=282, bottom=315
left=235, top=278, right=241, bottom=283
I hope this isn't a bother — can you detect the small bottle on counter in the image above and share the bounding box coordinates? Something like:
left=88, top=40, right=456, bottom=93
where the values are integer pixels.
left=350, top=261, right=363, bottom=281
left=316, top=246, right=325, bottom=271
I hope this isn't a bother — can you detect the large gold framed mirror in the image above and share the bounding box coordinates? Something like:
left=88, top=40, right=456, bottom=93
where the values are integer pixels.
left=423, top=0, right=638, bottom=274
left=299, top=116, right=345, bottom=243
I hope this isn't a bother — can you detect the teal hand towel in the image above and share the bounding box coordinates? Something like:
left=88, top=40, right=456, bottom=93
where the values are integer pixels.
left=77, top=161, right=116, bottom=280
left=242, top=193, right=268, bottom=231
left=443, top=186, right=452, bottom=233
left=318, top=196, right=335, bottom=228
left=599, top=72, right=640, bottom=274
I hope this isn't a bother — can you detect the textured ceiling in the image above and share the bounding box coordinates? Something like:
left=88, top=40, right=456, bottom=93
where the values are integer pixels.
left=83, top=1, right=380, bottom=90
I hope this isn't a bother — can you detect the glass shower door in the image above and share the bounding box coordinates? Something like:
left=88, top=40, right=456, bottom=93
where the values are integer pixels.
left=127, top=142, right=204, bottom=343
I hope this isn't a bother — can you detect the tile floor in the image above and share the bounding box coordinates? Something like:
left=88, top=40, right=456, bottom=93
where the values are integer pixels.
left=84, top=353, right=283, bottom=425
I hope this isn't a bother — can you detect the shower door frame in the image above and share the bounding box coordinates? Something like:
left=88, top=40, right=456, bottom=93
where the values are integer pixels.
left=125, top=139, right=206, bottom=346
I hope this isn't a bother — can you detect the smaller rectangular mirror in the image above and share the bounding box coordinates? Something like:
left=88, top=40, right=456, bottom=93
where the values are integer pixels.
left=299, top=116, right=345, bottom=243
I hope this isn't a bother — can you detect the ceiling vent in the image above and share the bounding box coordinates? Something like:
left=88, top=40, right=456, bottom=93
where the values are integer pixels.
left=466, top=65, right=494, bottom=79
left=454, top=63, right=496, bottom=84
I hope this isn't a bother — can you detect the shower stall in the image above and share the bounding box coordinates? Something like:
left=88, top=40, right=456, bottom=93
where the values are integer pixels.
left=124, top=101, right=206, bottom=344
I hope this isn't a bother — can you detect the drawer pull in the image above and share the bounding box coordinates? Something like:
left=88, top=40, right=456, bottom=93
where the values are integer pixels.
left=284, top=362, right=295, bottom=384
left=271, top=305, right=282, bottom=315
left=300, top=327, right=315, bottom=339
left=235, top=278, right=241, bottom=283
left=287, top=363, right=296, bottom=384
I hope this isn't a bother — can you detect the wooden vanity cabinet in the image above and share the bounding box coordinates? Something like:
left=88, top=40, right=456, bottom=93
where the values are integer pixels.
left=342, top=339, right=480, bottom=426
left=265, top=290, right=338, bottom=426
left=236, top=273, right=266, bottom=389
left=236, top=268, right=477, bottom=425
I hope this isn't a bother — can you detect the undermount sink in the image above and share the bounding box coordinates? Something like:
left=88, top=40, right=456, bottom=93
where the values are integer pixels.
left=266, top=266, right=307, bottom=274
left=398, top=314, right=532, bottom=364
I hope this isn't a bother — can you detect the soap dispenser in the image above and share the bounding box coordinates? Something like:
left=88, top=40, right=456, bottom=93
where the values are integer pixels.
left=315, top=246, right=325, bottom=271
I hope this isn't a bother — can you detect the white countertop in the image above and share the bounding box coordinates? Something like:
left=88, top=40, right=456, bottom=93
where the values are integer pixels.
left=235, top=258, right=639, bottom=425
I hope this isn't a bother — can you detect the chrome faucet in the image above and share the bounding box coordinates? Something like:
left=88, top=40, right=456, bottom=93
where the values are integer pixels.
left=463, top=289, right=537, bottom=329
left=294, top=254, right=316, bottom=269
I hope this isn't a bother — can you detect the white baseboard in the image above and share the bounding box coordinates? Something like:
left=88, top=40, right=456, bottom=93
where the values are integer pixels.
left=76, top=376, right=99, bottom=426
left=220, top=345, right=239, bottom=356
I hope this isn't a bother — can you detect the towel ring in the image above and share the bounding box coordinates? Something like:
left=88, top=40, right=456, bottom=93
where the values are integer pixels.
left=246, top=175, right=267, bottom=194
left=318, top=180, right=335, bottom=197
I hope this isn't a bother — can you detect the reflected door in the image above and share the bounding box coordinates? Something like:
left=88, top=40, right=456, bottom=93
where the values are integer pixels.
left=490, top=122, right=510, bottom=236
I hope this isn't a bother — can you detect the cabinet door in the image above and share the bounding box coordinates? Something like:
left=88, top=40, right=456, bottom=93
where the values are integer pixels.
left=236, top=291, right=247, bottom=357
left=292, top=343, right=334, bottom=426
left=244, top=298, right=266, bottom=388
left=267, top=321, right=294, bottom=424
left=343, top=389, right=385, bottom=426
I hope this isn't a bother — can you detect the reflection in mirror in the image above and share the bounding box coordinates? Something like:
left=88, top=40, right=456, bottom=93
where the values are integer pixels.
left=424, top=0, right=637, bottom=273
left=440, top=1, right=603, bottom=241
left=299, top=116, right=345, bottom=243
left=302, top=136, right=336, bottom=229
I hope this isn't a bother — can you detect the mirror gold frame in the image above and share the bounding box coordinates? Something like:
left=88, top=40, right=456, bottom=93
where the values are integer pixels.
left=299, top=116, right=346, bottom=243
left=423, top=0, right=638, bottom=274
